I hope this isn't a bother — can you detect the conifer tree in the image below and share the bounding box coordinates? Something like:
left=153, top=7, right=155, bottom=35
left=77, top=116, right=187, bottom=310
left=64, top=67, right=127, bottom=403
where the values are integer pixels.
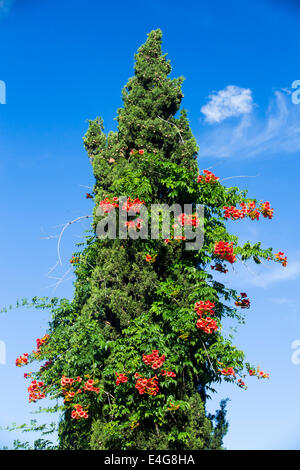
left=13, top=29, right=283, bottom=450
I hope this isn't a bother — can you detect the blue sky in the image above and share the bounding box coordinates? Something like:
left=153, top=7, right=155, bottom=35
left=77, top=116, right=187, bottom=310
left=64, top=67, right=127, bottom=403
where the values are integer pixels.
left=0, top=0, right=300, bottom=450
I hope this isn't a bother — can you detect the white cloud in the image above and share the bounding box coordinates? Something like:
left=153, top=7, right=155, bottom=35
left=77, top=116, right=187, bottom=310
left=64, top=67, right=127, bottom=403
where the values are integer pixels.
left=224, top=251, right=300, bottom=289
left=249, top=260, right=300, bottom=288
left=230, top=253, right=300, bottom=289
left=198, top=89, right=300, bottom=159
left=200, top=85, right=254, bottom=124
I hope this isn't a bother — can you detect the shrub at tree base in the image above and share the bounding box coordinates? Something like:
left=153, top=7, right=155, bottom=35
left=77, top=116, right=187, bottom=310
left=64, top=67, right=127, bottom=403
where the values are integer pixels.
left=12, top=29, right=286, bottom=450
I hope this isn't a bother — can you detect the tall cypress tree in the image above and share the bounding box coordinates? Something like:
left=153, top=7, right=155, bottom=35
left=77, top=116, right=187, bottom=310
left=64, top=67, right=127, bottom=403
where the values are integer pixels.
left=78, top=29, right=226, bottom=449
left=15, top=29, right=279, bottom=450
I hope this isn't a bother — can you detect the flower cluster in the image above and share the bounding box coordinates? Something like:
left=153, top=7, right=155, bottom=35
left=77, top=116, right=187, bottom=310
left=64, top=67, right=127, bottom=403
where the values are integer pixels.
left=135, top=375, right=159, bottom=396
left=99, top=196, right=119, bottom=213
left=28, top=380, right=46, bottom=402
left=214, top=241, right=236, bottom=264
left=98, top=196, right=145, bottom=228
left=218, top=363, right=248, bottom=389
left=178, top=213, right=200, bottom=227
left=196, top=317, right=218, bottom=334
left=122, top=197, right=145, bottom=213
left=125, top=218, right=143, bottom=230
left=115, top=373, right=128, bottom=385
left=194, top=301, right=218, bottom=334
left=61, top=376, right=77, bottom=402
left=61, top=375, right=100, bottom=404
left=219, top=367, right=235, bottom=377
left=241, top=201, right=261, bottom=221
left=142, top=350, right=166, bottom=369
left=223, top=201, right=273, bottom=221
left=235, top=292, right=250, bottom=309
left=83, top=378, right=100, bottom=394
left=194, top=300, right=215, bottom=316
left=115, top=351, right=176, bottom=399
left=223, top=205, right=246, bottom=220
left=71, top=404, right=88, bottom=420
left=61, top=375, right=76, bottom=387
left=16, top=334, right=49, bottom=374
left=33, top=334, right=50, bottom=356
left=275, top=252, right=287, bottom=267
left=16, top=353, right=29, bottom=367
left=259, top=201, right=273, bottom=219
left=197, top=170, right=219, bottom=183
left=160, top=370, right=176, bottom=378
left=70, top=256, right=80, bottom=264
left=248, top=366, right=269, bottom=379
left=37, top=335, right=49, bottom=349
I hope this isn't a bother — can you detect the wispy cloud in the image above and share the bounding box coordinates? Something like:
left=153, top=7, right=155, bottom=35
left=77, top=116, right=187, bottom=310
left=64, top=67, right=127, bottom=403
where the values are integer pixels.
left=200, top=85, right=254, bottom=124
left=198, top=89, right=300, bottom=159
left=236, top=256, right=300, bottom=289
left=251, top=261, right=300, bottom=287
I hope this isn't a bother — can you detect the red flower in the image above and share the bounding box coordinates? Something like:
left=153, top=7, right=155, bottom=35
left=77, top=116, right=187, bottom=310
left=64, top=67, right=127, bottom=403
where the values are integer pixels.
left=135, top=376, right=160, bottom=396
left=197, top=170, right=219, bottom=183
left=223, top=206, right=245, bottom=220
left=178, top=213, right=200, bottom=227
left=28, top=380, right=46, bottom=402
left=196, top=317, right=218, bottom=334
left=224, top=200, right=271, bottom=221
left=194, top=300, right=215, bottom=317
left=235, top=293, right=250, bottom=309
left=125, top=220, right=136, bottom=228
left=99, top=197, right=119, bottom=213
left=275, top=252, right=287, bottom=267
left=142, top=350, right=165, bottom=369
left=115, top=373, right=128, bottom=385
left=166, top=371, right=176, bottom=377
left=220, top=367, right=235, bottom=377
left=122, top=197, right=145, bottom=213
left=71, top=404, right=88, bottom=420
left=260, top=201, right=274, bottom=219
left=15, top=353, right=29, bottom=367
left=214, top=241, right=236, bottom=264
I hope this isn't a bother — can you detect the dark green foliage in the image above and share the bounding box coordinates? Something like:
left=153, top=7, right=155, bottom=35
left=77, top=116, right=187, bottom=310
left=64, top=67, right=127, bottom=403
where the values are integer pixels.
left=90, top=394, right=226, bottom=450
